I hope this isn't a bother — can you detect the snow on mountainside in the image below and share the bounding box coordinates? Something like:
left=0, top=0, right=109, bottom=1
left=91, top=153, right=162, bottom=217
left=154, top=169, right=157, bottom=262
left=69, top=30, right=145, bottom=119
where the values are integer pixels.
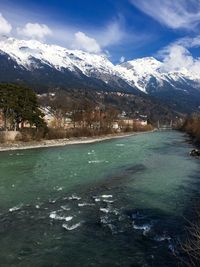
left=1, top=36, right=200, bottom=113
left=0, top=37, right=117, bottom=78
left=116, top=57, right=200, bottom=93
left=0, top=36, right=138, bottom=93
left=116, top=57, right=163, bottom=92
left=0, top=36, right=200, bottom=94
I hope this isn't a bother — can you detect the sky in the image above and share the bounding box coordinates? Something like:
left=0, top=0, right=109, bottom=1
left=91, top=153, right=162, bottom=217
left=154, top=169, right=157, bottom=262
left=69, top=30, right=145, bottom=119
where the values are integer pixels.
left=0, top=0, right=200, bottom=68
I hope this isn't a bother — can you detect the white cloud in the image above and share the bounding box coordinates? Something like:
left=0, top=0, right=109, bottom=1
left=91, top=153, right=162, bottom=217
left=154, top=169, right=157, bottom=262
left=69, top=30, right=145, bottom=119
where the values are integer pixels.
left=17, top=23, right=52, bottom=40
left=120, top=56, right=125, bottom=63
left=130, top=0, right=200, bottom=30
left=175, top=35, right=200, bottom=48
left=72, top=31, right=101, bottom=53
left=71, top=20, right=126, bottom=53
left=53, top=19, right=148, bottom=55
left=0, top=7, right=147, bottom=56
left=0, top=13, right=12, bottom=35
left=158, top=43, right=200, bottom=75
left=97, top=21, right=125, bottom=47
left=160, top=45, right=194, bottom=72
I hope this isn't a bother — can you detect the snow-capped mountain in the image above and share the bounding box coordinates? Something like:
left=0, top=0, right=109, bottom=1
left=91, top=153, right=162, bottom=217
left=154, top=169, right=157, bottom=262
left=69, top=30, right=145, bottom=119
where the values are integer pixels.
left=0, top=36, right=200, bottom=113
left=116, top=57, right=200, bottom=94
left=0, top=36, right=138, bottom=93
left=116, top=57, right=200, bottom=112
left=0, top=37, right=114, bottom=75
left=116, top=57, right=163, bottom=92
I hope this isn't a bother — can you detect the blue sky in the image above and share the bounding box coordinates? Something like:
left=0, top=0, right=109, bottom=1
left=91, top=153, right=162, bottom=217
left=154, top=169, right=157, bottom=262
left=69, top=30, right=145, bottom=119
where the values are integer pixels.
left=0, top=0, right=200, bottom=65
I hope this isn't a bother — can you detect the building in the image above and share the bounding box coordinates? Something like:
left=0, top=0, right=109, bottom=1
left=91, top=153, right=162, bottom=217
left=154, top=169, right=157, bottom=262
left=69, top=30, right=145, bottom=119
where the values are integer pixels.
left=112, top=117, right=148, bottom=131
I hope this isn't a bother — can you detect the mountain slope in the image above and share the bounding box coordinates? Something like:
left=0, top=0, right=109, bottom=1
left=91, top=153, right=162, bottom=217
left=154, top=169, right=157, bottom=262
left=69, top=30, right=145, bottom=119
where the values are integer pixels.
left=0, top=37, right=139, bottom=94
left=0, top=37, right=200, bottom=113
left=116, top=57, right=200, bottom=113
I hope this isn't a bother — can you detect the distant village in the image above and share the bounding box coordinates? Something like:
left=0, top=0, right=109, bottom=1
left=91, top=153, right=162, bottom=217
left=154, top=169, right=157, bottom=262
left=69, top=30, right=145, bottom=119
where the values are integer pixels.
left=0, top=87, right=152, bottom=142
left=0, top=102, right=148, bottom=131
left=0, top=90, right=147, bottom=130
left=41, top=107, right=147, bottom=131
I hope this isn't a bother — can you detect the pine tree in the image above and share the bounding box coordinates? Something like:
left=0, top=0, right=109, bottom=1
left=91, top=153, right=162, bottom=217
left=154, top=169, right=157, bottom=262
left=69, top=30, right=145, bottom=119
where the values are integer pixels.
left=0, top=83, right=46, bottom=130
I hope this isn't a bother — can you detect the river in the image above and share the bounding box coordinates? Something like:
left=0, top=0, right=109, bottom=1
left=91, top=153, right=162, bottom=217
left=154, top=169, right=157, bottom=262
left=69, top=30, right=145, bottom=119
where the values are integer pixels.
left=0, top=131, right=199, bottom=267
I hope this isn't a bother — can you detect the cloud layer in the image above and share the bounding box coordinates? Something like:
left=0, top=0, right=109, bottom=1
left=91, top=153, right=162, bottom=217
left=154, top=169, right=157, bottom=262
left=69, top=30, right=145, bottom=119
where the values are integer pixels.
left=130, top=0, right=200, bottom=30
left=17, top=23, right=52, bottom=40
left=96, top=21, right=124, bottom=47
left=158, top=40, right=200, bottom=75
left=72, top=31, right=101, bottom=53
left=0, top=11, right=125, bottom=54
left=0, top=13, right=12, bottom=34
left=129, top=0, right=200, bottom=74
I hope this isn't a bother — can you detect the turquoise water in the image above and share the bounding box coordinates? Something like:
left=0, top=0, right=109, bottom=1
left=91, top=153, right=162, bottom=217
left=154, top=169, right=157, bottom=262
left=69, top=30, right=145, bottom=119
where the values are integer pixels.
left=0, top=131, right=199, bottom=266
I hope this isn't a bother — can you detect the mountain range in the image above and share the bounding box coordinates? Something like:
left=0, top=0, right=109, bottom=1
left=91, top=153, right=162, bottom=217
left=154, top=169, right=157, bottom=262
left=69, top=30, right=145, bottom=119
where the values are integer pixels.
left=0, top=36, right=200, bottom=113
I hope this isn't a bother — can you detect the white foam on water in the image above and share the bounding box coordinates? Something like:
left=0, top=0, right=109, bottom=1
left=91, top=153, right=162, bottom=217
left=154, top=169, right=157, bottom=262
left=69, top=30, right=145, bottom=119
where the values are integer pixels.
left=53, top=186, right=63, bottom=191
left=88, top=150, right=95, bottom=155
left=101, top=195, right=113, bottom=198
left=88, top=160, right=103, bottom=164
left=49, top=212, right=64, bottom=220
left=133, top=222, right=152, bottom=235
left=62, top=222, right=82, bottom=231
left=154, top=235, right=171, bottom=242
left=57, top=187, right=63, bottom=191
left=9, top=204, right=23, bottom=212
left=112, top=209, right=119, bottom=215
left=49, top=211, right=73, bottom=222
left=116, top=144, right=125, bottom=146
left=100, top=215, right=110, bottom=224
left=35, top=205, right=40, bottom=209
left=61, top=205, right=71, bottom=211
left=103, top=199, right=114, bottom=203
left=68, top=194, right=81, bottom=200
left=65, top=216, right=73, bottom=222
left=16, top=153, right=24, bottom=156
left=49, top=199, right=57, bottom=204
left=78, top=203, right=95, bottom=207
left=88, top=152, right=95, bottom=155
left=100, top=208, right=110, bottom=213
left=94, top=198, right=101, bottom=202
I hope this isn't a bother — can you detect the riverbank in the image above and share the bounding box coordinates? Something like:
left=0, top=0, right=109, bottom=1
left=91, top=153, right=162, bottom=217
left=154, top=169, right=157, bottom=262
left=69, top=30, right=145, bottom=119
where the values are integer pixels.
left=180, top=114, right=200, bottom=145
left=0, top=130, right=155, bottom=152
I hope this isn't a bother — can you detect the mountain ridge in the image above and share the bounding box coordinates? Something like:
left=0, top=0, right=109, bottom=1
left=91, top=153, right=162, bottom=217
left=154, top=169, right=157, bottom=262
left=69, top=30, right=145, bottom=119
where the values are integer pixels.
left=0, top=37, right=200, bottom=113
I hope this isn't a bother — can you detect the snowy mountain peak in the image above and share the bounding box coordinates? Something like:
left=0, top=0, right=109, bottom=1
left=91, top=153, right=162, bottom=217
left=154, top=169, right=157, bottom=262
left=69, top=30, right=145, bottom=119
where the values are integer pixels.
left=115, top=57, right=162, bottom=93
left=0, top=36, right=200, bottom=101
left=0, top=37, right=116, bottom=76
left=126, top=56, right=161, bottom=65
left=116, top=55, right=200, bottom=93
